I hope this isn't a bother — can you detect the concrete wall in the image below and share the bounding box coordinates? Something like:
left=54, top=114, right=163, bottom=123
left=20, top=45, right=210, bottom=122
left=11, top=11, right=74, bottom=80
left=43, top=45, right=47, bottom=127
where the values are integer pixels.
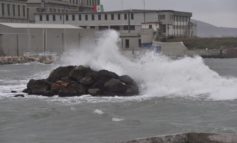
left=0, top=25, right=95, bottom=56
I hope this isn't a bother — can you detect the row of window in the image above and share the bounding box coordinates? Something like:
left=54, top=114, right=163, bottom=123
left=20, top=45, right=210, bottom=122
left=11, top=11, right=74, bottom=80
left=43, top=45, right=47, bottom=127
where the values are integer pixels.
left=86, top=0, right=100, bottom=6
left=81, top=25, right=136, bottom=31
left=0, top=3, right=27, bottom=18
left=39, top=13, right=135, bottom=21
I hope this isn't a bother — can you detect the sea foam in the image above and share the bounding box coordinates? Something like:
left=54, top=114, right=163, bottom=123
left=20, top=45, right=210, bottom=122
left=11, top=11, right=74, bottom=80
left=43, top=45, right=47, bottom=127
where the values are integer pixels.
left=59, top=30, right=237, bottom=101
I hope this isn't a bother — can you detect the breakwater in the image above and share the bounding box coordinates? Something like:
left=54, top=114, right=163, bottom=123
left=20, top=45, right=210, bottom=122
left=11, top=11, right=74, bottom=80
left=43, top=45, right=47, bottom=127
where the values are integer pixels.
left=0, top=56, right=54, bottom=65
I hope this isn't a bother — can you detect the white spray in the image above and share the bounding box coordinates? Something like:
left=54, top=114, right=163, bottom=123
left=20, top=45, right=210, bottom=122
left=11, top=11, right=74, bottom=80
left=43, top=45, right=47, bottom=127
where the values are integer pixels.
left=60, top=30, right=237, bottom=101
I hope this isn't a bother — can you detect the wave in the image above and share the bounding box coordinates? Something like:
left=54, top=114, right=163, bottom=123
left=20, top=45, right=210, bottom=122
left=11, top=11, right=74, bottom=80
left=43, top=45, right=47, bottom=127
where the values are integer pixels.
left=1, top=30, right=237, bottom=102
left=59, top=30, right=237, bottom=101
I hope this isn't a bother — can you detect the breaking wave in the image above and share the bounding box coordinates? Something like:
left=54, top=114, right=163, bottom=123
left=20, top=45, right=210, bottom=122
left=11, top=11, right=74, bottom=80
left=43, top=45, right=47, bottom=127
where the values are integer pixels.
left=1, top=30, right=237, bottom=102
left=59, top=30, right=237, bottom=101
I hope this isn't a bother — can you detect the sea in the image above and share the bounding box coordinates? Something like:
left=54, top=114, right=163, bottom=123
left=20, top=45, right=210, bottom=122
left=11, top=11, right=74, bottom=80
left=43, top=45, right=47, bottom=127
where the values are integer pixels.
left=1, top=31, right=237, bottom=143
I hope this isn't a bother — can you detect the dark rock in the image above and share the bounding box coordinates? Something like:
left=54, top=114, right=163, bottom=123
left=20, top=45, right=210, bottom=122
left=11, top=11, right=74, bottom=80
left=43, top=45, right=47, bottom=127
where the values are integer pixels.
left=51, top=80, right=86, bottom=97
left=98, top=70, right=119, bottom=79
left=48, top=66, right=75, bottom=82
left=11, top=90, right=17, bottom=93
left=26, top=79, right=52, bottom=95
left=126, top=85, right=139, bottom=95
left=69, top=66, right=92, bottom=82
left=14, top=94, right=25, bottom=98
left=104, top=78, right=127, bottom=95
left=122, top=133, right=237, bottom=143
left=120, top=75, right=136, bottom=85
left=88, top=88, right=101, bottom=96
left=24, top=65, right=139, bottom=97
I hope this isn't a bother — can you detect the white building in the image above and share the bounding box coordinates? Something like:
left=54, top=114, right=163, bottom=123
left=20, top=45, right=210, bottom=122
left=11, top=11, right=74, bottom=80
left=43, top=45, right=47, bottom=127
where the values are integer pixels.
left=0, top=23, right=94, bottom=56
left=34, top=9, right=193, bottom=37
left=0, top=0, right=101, bottom=23
left=0, top=0, right=29, bottom=23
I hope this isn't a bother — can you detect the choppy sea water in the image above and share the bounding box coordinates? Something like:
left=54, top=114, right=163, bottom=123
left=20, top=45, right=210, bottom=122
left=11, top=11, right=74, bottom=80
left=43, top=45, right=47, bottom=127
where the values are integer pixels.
left=1, top=31, right=237, bottom=143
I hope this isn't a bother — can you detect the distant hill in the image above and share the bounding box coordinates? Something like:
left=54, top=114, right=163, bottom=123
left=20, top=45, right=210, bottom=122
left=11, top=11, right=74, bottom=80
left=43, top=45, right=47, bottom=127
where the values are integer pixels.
left=192, top=20, right=237, bottom=37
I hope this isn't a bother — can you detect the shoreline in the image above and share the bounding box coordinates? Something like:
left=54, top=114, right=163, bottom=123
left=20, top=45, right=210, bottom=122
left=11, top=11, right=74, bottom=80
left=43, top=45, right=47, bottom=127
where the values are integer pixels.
left=0, top=56, right=55, bottom=65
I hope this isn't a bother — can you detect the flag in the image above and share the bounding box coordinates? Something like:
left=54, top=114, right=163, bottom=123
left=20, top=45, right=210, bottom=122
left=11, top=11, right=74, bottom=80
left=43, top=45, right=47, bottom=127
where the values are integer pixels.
left=92, top=5, right=104, bottom=12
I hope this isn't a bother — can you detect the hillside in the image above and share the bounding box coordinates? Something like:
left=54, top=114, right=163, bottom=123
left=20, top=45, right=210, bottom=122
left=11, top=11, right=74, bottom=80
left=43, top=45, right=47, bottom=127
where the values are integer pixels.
left=192, top=20, right=237, bottom=37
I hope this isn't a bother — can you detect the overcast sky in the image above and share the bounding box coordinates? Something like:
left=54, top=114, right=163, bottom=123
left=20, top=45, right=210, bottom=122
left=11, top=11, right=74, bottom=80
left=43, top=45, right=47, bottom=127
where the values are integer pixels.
left=101, top=0, right=237, bottom=28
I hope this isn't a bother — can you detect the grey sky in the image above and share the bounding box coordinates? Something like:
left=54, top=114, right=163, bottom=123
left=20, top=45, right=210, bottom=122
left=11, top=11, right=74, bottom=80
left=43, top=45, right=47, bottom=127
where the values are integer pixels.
left=101, top=0, right=237, bottom=28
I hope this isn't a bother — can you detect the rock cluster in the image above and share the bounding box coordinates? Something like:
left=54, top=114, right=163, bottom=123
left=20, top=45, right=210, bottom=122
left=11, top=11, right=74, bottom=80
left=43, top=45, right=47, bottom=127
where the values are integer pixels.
left=122, top=133, right=237, bottom=143
left=24, top=65, right=139, bottom=97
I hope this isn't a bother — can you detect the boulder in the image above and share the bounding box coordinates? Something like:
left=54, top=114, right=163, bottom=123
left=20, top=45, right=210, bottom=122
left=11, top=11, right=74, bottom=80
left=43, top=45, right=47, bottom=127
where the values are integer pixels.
left=104, top=78, right=127, bottom=95
left=14, top=94, right=25, bottom=98
left=47, top=66, right=75, bottom=82
left=26, top=79, right=52, bottom=96
left=24, top=65, right=139, bottom=97
left=122, top=133, right=237, bottom=143
left=69, top=66, right=92, bottom=82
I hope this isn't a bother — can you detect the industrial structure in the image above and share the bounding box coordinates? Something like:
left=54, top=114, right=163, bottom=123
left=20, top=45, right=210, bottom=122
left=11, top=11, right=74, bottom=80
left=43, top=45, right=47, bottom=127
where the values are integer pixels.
left=0, top=0, right=195, bottom=57
left=34, top=9, right=194, bottom=50
left=0, top=23, right=94, bottom=56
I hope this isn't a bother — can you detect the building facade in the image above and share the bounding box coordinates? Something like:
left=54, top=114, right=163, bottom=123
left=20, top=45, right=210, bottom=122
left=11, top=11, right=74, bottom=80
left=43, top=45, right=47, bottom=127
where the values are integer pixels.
left=0, top=0, right=29, bottom=23
left=0, top=0, right=101, bottom=22
left=34, top=9, right=193, bottom=37
left=27, top=0, right=100, bottom=22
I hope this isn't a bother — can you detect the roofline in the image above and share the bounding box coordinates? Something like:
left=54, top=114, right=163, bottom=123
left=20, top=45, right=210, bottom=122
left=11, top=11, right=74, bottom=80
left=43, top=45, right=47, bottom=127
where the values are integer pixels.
left=34, top=9, right=192, bottom=17
left=0, top=23, right=81, bottom=29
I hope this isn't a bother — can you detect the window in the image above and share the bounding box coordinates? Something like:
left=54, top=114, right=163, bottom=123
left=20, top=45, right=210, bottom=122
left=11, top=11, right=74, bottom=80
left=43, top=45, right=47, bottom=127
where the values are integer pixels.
left=13, top=5, right=15, bottom=17
left=78, top=14, right=81, bottom=20
left=66, top=14, right=69, bottom=21
left=72, top=14, right=75, bottom=20
left=131, top=13, right=134, bottom=20
left=1, top=3, right=4, bottom=16
left=110, top=26, right=120, bottom=31
left=111, top=14, right=114, bottom=20
left=98, top=14, right=101, bottom=20
left=130, top=25, right=135, bottom=30
left=90, top=26, right=95, bottom=29
left=40, top=15, right=43, bottom=21
left=85, top=14, right=88, bottom=20
left=124, top=25, right=128, bottom=30
left=118, top=14, right=120, bottom=20
left=124, top=14, right=127, bottom=20
left=125, top=39, right=129, bottom=48
left=149, top=25, right=152, bottom=29
left=92, top=14, right=95, bottom=20
left=7, top=4, right=10, bottom=16
left=23, top=6, right=26, bottom=17
left=104, top=14, right=107, bottom=20
left=158, top=15, right=165, bottom=20
left=46, top=15, right=49, bottom=21
left=138, top=39, right=141, bottom=47
left=53, top=15, right=56, bottom=21
left=161, top=24, right=166, bottom=33
left=18, top=5, right=20, bottom=16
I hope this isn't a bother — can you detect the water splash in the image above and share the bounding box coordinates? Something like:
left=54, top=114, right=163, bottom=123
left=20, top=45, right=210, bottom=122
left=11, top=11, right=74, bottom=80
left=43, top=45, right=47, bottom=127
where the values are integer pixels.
left=59, top=30, right=237, bottom=101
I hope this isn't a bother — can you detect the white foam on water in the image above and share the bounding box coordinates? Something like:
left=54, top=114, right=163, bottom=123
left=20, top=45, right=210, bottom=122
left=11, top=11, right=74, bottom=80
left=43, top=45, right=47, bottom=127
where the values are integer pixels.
left=1, top=30, right=237, bottom=102
left=59, top=30, right=237, bottom=101
left=112, top=117, right=125, bottom=122
left=94, top=109, right=104, bottom=115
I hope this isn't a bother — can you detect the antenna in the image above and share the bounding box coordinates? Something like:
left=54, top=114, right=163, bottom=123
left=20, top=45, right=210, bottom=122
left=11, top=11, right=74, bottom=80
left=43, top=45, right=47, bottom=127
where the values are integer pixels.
left=121, top=0, right=124, bottom=10
left=143, top=0, right=146, bottom=23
